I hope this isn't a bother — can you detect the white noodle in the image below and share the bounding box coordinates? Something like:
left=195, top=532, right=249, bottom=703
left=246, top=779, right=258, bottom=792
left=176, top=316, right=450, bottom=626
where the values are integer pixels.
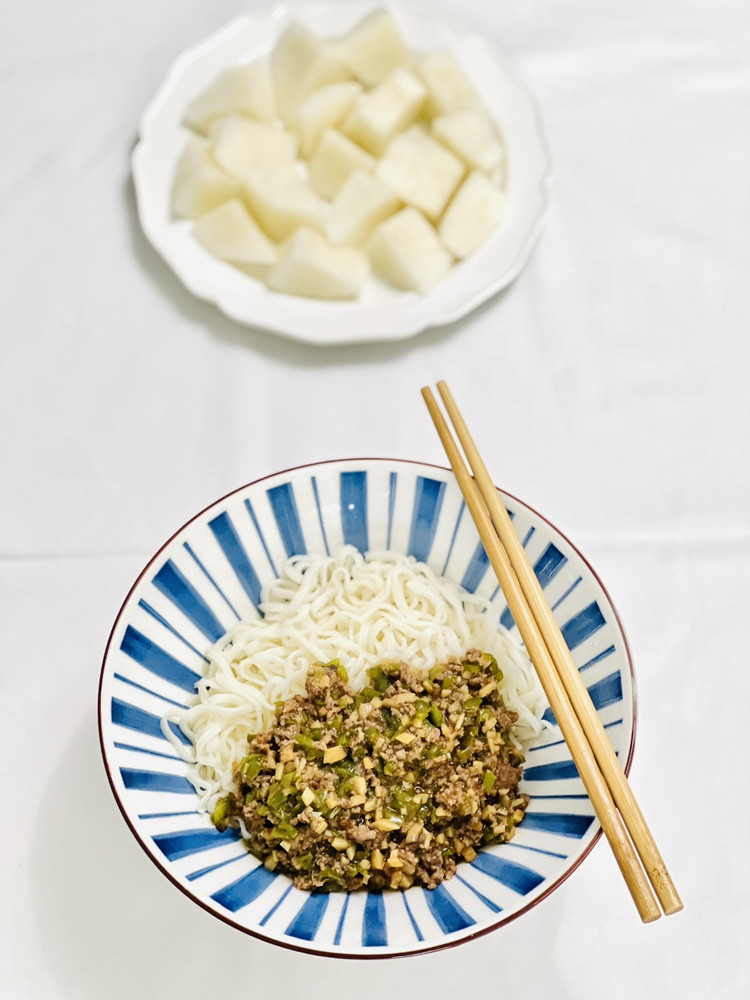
left=161, top=546, right=547, bottom=812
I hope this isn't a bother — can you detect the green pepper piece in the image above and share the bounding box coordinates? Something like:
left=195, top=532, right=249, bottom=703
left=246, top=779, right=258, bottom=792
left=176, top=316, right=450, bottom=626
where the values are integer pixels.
left=413, top=699, right=430, bottom=722
left=269, top=820, right=298, bottom=840
left=266, top=784, right=287, bottom=813
left=381, top=707, right=400, bottom=736
left=390, top=787, right=411, bottom=812
left=429, top=705, right=443, bottom=727
left=211, top=796, right=230, bottom=826
left=483, top=770, right=496, bottom=792
left=294, top=733, right=323, bottom=759
left=364, top=725, right=380, bottom=745
left=241, top=754, right=263, bottom=781
left=367, top=666, right=389, bottom=692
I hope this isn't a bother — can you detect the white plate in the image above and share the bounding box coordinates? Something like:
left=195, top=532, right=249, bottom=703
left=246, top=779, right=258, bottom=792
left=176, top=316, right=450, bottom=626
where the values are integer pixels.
left=132, top=2, right=553, bottom=345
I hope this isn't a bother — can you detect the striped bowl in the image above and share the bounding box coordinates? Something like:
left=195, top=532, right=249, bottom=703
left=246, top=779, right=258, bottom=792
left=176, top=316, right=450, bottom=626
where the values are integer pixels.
left=98, top=458, right=635, bottom=957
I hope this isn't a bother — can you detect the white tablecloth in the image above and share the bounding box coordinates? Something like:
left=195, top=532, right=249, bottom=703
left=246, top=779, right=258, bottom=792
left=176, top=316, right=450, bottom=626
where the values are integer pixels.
left=2, top=1, right=749, bottom=996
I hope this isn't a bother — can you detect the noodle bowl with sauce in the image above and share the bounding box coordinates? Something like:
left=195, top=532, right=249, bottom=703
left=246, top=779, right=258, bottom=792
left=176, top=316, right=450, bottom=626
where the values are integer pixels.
left=99, top=458, right=635, bottom=956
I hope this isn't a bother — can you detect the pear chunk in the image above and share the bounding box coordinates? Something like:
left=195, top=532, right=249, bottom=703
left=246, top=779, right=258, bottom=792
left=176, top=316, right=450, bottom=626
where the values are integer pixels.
left=172, top=9, right=510, bottom=300
left=285, top=81, right=363, bottom=157
left=375, top=126, right=464, bottom=222
left=192, top=199, right=278, bottom=266
left=335, top=10, right=411, bottom=86
left=244, top=170, right=330, bottom=241
left=267, top=228, right=369, bottom=299
left=438, top=171, right=507, bottom=259
left=431, top=109, right=505, bottom=175
left=327, top=170, right=401, bottom=246
left=367, top=207, right=452, bottom=293
left=414, top=51, right=479, bottom=117
left=307, top=128, right=376, bottom=200
left=209, top=116, right=298, bottom=180
left=171, top=136, right=240, bottom=219
left=183, top=59, right=276, bottom=133
left=271, top=21, right=351, bottom=112
left=343, top=68, right=426, bottom=155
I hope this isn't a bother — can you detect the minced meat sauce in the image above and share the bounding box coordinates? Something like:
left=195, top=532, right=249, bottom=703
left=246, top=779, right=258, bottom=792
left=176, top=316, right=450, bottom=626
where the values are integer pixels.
left=212, top=649, right=530, bottom=892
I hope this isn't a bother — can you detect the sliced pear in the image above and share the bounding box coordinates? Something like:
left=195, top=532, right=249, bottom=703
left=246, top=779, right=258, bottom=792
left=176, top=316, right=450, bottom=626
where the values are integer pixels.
left=171, top=136, right=240, bottom=219
left=192, top=199, right=278, bottom=266
left=307, top=127, right=376, bottom=200
left=285, top=81, right=363, bottom=158
left=183, top=59, right=276, bottom=133
left=367, top=207, right=452, bottom=293
left=343, top=67, right=426, bottom=155
left=267, top=227, right=369, bottom=299
left=327, top=170, right=401, bottom=246
left=244, top=169, right=330, bottom=241
left=431, top=109, right=505, bottom=175
left=334, top=9, right=411, bottom=86
left=414, top=51, right=479, bottom=118
left=208, top=116, right=298, bottom=182
left=375, top=126, right=465, bottom=222
left=271, top=21, right=351, bottom=112
left=438, top=171, right=507, bottom=259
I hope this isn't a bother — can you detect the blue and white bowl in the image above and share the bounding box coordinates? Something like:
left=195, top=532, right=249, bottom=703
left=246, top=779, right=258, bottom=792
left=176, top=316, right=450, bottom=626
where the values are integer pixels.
left=98, top=458, right=635, bottom=957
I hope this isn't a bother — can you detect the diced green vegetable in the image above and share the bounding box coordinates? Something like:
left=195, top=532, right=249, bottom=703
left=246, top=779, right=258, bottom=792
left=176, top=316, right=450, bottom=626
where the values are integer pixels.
left=212, top=796, right=230, bottom=826
left=241, top=754, right=264, bottom=780
left=413, top=699, right=430, bottom=722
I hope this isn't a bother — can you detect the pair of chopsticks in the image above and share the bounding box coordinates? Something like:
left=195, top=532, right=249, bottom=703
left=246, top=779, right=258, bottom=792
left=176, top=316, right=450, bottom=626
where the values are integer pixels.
left=422, top=381, right=682, bottom=923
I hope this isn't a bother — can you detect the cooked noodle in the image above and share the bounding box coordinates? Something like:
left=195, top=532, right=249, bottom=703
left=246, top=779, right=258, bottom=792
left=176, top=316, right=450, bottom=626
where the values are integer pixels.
left=162, top=546, right=546, bottom=812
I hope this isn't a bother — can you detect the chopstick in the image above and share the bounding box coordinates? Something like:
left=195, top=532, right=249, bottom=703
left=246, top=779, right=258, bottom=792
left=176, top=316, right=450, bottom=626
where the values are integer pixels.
left=422, top=382, right=683, bottom=922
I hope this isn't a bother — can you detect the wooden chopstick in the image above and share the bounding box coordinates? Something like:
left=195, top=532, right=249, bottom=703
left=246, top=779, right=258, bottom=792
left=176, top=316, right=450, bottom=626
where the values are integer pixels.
left=422, top=384, right=671, bottom=922
left=435, top=380, right=683, bottom=917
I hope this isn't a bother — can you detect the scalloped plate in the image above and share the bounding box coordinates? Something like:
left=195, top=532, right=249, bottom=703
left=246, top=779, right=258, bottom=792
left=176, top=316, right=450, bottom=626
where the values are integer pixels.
left=132, top=1, right=552, bottom=344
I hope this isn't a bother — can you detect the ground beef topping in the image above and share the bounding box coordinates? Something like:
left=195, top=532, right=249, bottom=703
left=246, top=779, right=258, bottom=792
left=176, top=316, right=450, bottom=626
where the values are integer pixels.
left=212, top=649, right=530, bottom=892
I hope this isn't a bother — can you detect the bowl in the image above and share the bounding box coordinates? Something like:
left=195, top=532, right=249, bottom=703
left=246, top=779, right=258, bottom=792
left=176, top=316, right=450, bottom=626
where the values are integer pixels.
left=131, top=1, right=553, bottom=345
left=98, top=458, right=635, bottom=957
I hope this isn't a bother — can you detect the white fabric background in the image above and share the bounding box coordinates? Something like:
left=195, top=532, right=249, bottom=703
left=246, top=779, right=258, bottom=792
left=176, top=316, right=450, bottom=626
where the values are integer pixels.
left=2, top=0, right=748, bottom=996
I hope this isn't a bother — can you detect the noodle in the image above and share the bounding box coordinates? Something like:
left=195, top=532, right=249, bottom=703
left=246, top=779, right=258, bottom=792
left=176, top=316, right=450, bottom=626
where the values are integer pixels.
left=162, top=546, right=547, bottom=812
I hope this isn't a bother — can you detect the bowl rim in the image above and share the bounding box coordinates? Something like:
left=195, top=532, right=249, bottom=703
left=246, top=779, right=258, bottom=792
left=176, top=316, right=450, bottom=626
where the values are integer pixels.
left=97, top=457, right=637, bottom=958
